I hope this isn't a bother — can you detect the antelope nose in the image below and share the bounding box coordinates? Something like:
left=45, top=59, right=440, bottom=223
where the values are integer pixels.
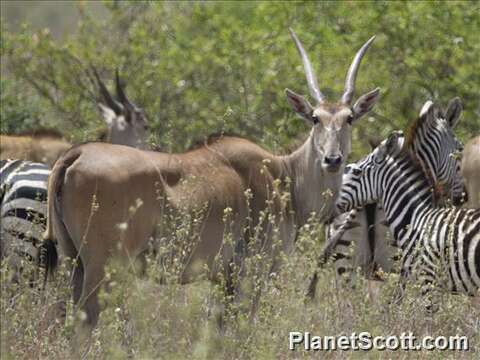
left=324, top=155, right=343, bottom=167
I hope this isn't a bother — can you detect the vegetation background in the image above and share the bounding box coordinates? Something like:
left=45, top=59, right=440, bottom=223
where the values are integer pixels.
left=2, top=1, right=479, bottom=156
left=1, top=1, right=479, bottom=359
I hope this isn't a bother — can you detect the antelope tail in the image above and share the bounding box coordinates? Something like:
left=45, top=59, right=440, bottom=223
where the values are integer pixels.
left=42, top=148, right=81, bottom=283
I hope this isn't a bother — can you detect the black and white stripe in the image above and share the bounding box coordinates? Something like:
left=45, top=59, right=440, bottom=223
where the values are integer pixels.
left=1, top=159, right=50, bottom=278
left=337, top=132, right=479, bottom=303
left=328, top=99, right=465, bottom=287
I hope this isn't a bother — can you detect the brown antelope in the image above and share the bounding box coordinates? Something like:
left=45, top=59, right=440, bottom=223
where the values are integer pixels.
left=461, top=135, right=480, bottom=208
left=0, top=71, right=149, bottom=285
left=0, top=131, right=71, bottom=167
left=43, top=29, right=380, bottom=329
left=93, top=69, right=149, bottom=150
left=0, top=70, right=148, bottom=167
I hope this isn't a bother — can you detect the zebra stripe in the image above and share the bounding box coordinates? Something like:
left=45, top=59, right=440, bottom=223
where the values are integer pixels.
left=326, top=101, right=465, bottom=288
left=337, top=133, right=480, bottom=301
left=0, top=159, right=50, bottom=275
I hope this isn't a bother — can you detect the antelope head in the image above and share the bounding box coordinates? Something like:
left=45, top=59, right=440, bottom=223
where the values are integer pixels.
left=286, top=29, right=380, bottom=173
left=94, top=69, right=148, bottom=149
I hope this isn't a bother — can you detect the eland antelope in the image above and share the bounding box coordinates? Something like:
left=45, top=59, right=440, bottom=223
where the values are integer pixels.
left=0, top=131, right=71, bottom=168
left=0, top=69, right=148, bottom=166
left=0, top=70, right=149, bottom=284
left=43, top=29, right=381, bottom=329
left=462, top=135, right=480, bottom=208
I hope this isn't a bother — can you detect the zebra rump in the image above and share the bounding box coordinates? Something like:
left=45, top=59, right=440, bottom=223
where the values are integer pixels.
left=0, top=159, right=57, bottom=280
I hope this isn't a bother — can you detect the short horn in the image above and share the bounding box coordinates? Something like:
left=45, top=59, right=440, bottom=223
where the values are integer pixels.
left=341, top=35, right=376, bottom=104
left=289, top=28, right=325, bottom=104
left=92, top=67, right=122, bottom=113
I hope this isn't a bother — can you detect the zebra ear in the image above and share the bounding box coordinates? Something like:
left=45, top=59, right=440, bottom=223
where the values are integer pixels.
left=385, top=131, right=401, bottom=154
left=377, top=131, right=400, bottom=161
left=445, top=97, right=462, bottom=128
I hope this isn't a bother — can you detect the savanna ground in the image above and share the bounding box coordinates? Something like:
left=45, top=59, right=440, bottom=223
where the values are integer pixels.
left=1, top=1, right=479, bottom=359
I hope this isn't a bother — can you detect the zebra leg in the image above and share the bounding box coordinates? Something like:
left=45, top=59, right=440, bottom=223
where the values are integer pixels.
left=391, top=269, right=408, bottom=306
left=306, top=271, right=319, bottom=301
left=421, top=279, right=440, bottom=317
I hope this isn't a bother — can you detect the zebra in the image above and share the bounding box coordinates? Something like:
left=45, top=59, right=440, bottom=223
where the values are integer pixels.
left=333, top=98, right=465, bottom=283
left=0, top=159, right=52, bottom=282
left=336, top=127, right=479, bottom=310
left=307, top=98, right=465, bottom=299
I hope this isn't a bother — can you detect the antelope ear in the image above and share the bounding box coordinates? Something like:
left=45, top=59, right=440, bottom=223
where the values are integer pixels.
left=98, top=103, right=116, bottom=126
left=351, top=87, right=380, bottom=121
left=445, top=97, right=462, bottom=128
left=285, top=88, right=314, bottom=122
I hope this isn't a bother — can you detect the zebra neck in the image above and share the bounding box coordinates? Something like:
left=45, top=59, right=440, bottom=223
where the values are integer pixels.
left=382, top=155, right=435, bottom=247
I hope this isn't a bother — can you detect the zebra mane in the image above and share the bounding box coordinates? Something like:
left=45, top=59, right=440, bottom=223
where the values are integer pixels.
left=402, top=113, right=427, bottom=152
left=398, top=138, right=443, bottom=208
left=406, top=149, right=444, bottom=206
left=402, top=102, right=445, bottom=152
left=399, top=103, right=446, bottom=204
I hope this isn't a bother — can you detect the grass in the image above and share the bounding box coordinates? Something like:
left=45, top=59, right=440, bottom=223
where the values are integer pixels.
left=1, top=212, right=479, bottom=359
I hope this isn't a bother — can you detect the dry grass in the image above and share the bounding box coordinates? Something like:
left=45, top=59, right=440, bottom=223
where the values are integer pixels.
left=1, top=215, right=479, bottom=359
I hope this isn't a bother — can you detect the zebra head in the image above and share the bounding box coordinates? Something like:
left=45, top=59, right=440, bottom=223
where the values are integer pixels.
left=408, top=99, right=464, bottom=205
left=337, top=131, right=403, bottom=213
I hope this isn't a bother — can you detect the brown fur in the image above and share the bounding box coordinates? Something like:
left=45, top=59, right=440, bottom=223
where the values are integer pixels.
left=44, top=132, right=346, bottom=329
left=44, top=32, right=381, bottom=332
left=462, top=135, right=480, bottom=208
left=0, top=134, right=71, bottom=167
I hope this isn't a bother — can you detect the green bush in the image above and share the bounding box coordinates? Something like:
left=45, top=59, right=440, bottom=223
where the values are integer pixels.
left=2, top=1, right=478, bottom=155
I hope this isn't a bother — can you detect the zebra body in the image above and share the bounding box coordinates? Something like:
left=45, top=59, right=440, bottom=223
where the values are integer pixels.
left=0, top=159, right=50, bottom=277
left=337, top=131, right=480, bottom=298
left=307, top=99, right=465, bottom=299
left=328, top=205, right=394, bottom=281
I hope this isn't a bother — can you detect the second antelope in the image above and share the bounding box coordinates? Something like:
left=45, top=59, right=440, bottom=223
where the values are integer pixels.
left=0, top=70, right=148, bottom=284
left=44, top=29, right=381, bottom=329
left=462, top=135, right=480, bottom=208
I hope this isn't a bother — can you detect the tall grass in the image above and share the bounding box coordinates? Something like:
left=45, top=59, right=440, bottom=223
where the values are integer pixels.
left=1, top=206, right=479, bottom=359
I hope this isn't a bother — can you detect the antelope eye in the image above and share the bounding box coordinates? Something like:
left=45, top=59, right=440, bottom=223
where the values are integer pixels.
left=312, top=115, right=319, bottom=125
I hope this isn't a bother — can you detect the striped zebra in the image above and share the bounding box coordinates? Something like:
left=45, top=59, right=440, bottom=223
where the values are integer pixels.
left=336, top=127, right=479, bottom=308
left=332, top=98, right=465, bottom=285
left=0, top=70, right=148, bottom=282
left=0, top=159, right=52, bottom=282
left=307, top=99, right=465, bottom=298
